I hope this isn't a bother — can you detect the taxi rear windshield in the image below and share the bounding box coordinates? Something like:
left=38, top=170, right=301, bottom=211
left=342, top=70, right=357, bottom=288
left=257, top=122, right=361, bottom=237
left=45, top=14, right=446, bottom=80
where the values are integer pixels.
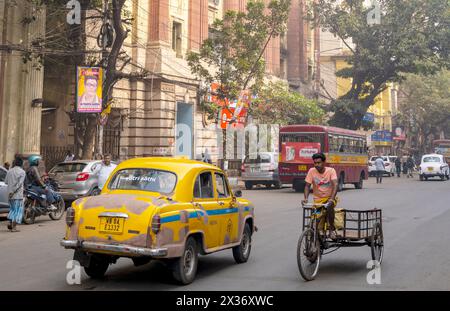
left=108, top=169, right=177, bottom=194
left=244, top=154, right=271, bottom=164
left=50, top=163, right=87, bottom=173
left=423, top=157, right=441, bottom=163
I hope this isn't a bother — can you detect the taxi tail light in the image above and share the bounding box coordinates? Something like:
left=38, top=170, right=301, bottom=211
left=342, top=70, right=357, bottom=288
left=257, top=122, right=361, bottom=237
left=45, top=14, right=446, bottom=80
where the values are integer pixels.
left=66, top=207, right=75, bottom=226
left=151, top=215, right=161, bottom=234
left=76, top=172, right=90, bottom=182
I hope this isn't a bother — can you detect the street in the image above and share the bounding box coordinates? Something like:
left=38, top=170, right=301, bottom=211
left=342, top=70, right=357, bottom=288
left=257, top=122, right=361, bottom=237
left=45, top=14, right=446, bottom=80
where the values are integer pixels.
left=1, top=176, right=449, bottom=291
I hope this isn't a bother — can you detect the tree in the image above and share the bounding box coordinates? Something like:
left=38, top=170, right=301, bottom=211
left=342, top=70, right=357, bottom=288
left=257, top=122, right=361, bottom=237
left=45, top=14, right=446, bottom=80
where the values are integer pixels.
left=313, top=0, right=450, bottom=130
left=398, top=70, right=450, bottom=154
left=187, top=0, right=291, bottom=166
left=251, top=81, right=325, bottom=125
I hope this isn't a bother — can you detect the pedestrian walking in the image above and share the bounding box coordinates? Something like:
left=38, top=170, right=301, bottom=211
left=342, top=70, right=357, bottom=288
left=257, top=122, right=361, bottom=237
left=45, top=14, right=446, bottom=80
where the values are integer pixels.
left=3, top=162, right=10, bottom=170
left=201, top=148, right=212, bottom=164
left=5, top=157, right=26, bottom=232
left=406, top=155, right=415, bottom=178
left=374, top=155, right=385, bottom=184
left=97, top=154, right=117, bottom=190
left=395, top=157, right=402, bottom=177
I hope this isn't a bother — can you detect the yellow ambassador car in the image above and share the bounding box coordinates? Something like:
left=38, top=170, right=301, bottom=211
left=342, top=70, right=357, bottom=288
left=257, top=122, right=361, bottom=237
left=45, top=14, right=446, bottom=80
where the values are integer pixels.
left=61, top=157, right=256, bottom=284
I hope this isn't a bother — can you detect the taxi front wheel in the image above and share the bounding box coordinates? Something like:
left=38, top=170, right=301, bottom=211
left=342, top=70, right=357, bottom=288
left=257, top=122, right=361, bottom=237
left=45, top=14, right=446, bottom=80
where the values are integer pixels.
left=172, top=237, right=198, bottom=285
left=233, top=223, right=252, bottom=263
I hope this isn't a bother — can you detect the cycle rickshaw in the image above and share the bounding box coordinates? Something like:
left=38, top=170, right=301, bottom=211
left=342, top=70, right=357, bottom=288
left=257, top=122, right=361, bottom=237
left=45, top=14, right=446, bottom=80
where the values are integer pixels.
left=297, top=202, right=384, bottom=281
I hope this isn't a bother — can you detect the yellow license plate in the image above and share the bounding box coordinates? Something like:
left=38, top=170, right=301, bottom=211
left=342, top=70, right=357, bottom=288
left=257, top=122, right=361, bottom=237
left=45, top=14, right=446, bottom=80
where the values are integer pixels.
left=298, top=165, right=307, bottom=171
left=99, top=217, right=125, bottom=234
left=428, top=167, right=434, bottom=171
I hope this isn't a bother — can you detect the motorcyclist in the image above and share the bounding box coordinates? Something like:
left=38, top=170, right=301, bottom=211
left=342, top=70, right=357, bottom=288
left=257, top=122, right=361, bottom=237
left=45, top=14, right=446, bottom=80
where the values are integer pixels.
left=25, top=155, right=57, bottom=211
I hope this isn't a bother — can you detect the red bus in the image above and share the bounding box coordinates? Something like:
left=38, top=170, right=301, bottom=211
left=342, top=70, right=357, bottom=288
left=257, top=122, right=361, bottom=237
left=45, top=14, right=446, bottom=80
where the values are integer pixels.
left=279, top=125, right=368, bottom=192
left=433, top=140, right=450, bottom=162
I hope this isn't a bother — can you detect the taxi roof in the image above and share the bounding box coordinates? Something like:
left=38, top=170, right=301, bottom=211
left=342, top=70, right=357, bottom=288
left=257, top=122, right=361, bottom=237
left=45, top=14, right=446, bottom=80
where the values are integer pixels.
left=117, top=157, right=220, bottom=176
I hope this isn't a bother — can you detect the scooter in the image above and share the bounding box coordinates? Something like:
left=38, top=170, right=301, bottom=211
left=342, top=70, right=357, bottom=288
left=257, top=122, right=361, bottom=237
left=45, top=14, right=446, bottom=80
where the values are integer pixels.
left=23, top=178, right=65, bottom=224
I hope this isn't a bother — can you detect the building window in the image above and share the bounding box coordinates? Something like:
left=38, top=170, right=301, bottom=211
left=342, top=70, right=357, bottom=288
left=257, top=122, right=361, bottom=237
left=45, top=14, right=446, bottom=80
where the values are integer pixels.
left=172, top=22, right=182, bottom=58
left=209, top=0, right=220, bottom=6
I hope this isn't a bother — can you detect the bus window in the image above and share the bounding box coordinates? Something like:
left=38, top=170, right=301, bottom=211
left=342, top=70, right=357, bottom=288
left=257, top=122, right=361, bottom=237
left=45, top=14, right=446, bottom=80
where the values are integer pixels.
left=329, top=135, right=339, bottom=153
left=280, top=133, right=325, bottom=150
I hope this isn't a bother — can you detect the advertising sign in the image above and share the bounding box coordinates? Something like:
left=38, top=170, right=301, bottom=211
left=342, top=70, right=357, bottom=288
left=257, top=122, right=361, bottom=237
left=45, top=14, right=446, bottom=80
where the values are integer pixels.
left=363, top=112, right=375, bottom=123
left=281, top=142, right=321, bottom=163
left=393, top=126, right=406, bottom=141
left=77, top=66, right=103, bottom=113
left=371, top=130, right=393, bottom=142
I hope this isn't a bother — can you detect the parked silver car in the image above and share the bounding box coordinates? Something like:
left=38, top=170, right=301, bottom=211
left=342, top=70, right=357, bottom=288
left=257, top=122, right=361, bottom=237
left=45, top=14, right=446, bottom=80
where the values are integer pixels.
left=0, top=166, right=9, bottom=217
left=48, top=160, right=107, bottom=201
left=241, top=152, right=281, bottom=190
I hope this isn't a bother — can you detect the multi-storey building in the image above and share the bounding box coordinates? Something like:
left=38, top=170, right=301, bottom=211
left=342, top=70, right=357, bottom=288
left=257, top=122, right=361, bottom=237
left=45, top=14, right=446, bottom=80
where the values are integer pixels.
left=38, top=0, right=289, bottom=167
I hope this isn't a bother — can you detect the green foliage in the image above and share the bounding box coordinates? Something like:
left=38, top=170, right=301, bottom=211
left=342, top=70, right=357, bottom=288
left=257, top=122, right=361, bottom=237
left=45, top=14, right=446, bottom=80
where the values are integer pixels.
left=251, top=82, right=325, bottom=125
left=398, top=70, right=450, bottom=151
left=187, top=0, right=291, bottom=119
left=313, top=0, right=450, bottom=129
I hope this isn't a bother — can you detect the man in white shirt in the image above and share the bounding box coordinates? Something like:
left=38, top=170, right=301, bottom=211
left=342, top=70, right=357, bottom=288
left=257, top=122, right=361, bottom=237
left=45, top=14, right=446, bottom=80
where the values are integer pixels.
left=64, top=150, right=75, bottom=162
left=97, top=154, right=117, bottom=190
left=374, top=155, right=385, bottom=184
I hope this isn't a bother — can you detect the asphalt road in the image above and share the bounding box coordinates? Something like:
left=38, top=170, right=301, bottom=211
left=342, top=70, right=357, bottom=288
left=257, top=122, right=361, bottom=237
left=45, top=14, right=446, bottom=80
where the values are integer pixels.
left=1, top=176, right=449, bottom=291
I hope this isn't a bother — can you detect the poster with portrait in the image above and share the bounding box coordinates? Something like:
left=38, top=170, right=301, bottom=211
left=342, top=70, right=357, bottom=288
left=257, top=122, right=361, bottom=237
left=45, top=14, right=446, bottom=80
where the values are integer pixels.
left=77, top=66, right=103, bottom=113
left=281, top=142, right=321, bottom=163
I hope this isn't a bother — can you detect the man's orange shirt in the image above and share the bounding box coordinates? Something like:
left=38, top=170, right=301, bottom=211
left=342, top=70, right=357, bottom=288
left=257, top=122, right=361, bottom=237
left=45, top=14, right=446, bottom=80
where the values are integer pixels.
left=305, top=167, right=338, bottom=201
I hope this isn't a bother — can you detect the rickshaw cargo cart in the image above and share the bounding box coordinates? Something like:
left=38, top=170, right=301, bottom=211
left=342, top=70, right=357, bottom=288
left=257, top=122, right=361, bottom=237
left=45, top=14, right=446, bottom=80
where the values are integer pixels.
left=297, top=203, right=384, bottom=281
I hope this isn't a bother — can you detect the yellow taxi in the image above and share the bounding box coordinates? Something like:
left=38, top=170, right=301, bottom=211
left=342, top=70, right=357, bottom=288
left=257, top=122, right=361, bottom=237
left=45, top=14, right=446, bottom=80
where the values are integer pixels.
left=61, top=157, right=256, bottom=284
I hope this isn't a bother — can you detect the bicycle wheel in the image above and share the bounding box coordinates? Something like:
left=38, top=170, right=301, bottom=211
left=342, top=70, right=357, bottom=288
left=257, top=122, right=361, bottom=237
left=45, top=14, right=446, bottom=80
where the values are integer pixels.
left=297, top=228, right=321, bottom=281
left=371, top=223, right=384, bottom=264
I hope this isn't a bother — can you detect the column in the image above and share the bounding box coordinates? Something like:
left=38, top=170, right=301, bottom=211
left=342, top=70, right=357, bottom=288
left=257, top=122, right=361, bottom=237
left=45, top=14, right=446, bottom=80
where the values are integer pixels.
left=18, top=5, right=45, bottom=155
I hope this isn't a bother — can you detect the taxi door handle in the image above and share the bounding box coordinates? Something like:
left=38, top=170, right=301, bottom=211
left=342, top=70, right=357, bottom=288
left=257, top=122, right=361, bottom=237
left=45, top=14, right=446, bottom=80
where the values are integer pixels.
left=218, top=201, right=225, bottom=206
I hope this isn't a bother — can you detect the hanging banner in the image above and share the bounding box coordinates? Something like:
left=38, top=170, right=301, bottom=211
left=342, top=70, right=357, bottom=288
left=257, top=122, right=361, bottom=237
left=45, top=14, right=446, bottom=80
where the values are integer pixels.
left=217, top=89, right=251, bottom=129
left=98, top=103, right=112, bottom=126
left=77, top=66, right=103, bottom=113
left=281, top=142, right=321, bottom=163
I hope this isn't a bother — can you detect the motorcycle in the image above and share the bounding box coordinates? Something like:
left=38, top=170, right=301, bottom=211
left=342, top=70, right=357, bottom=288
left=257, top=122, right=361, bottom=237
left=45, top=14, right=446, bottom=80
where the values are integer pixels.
left=23, top=177, right=65, bottom=224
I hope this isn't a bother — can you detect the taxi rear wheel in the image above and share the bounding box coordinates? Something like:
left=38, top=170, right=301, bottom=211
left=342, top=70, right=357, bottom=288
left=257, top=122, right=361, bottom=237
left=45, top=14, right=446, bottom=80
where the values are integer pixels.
left=172, top=237, right=198, bottom=285
left=84, top=255, right=109, bottom=279
left=233, top=223, right=252, bottom=264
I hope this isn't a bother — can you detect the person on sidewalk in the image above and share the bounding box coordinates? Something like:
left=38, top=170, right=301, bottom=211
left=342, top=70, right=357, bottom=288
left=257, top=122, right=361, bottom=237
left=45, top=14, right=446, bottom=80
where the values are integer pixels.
left=6, top=157, right=26, bottom=232
left=64, top=150, right=75, bottom=162
left=374, top=155, right=385, bottom=184
left=395, top=157, right=402, bottom=178
left=406, top=155, right=416, bottom=178
left=97, top=154, right=117, bottom=190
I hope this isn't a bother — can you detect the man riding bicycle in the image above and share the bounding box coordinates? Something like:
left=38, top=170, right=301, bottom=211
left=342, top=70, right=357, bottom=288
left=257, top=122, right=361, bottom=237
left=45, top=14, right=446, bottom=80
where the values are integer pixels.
left=302, top=153, right=339, bottom=239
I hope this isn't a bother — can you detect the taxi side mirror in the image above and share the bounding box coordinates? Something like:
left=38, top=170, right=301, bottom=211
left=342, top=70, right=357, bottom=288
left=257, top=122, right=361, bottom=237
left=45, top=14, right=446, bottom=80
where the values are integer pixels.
left=234, top=190, right=242, bottom=198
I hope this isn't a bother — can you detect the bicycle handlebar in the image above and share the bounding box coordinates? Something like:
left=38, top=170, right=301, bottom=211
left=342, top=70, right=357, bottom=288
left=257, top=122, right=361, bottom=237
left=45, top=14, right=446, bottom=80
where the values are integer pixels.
left=301, top=202, right=327, bottom=208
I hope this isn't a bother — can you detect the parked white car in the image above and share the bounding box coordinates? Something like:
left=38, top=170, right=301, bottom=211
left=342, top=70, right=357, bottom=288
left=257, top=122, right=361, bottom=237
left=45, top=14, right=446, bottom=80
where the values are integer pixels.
left=419, top=154, right=450, bottom=181
left=368, top=156, right=395, bottom=177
